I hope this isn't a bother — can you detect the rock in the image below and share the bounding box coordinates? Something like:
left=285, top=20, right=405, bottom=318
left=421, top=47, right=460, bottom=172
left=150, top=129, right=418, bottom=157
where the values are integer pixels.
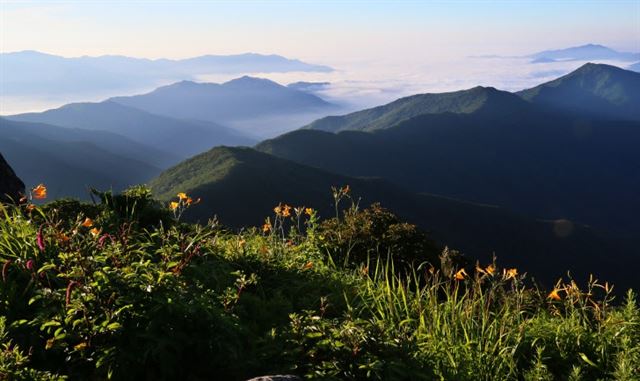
left=0, top=153, right=25, bottom=203
left=246, top=376, right=302, bottom=381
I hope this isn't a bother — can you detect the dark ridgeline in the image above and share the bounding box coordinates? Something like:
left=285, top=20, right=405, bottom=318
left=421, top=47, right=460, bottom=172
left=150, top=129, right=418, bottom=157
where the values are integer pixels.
left=0, top=153, right=24, bottom=203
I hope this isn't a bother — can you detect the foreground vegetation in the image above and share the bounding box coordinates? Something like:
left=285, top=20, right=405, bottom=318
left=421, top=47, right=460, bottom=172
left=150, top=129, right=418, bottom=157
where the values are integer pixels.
left=0, top=186, right=638, bottom=380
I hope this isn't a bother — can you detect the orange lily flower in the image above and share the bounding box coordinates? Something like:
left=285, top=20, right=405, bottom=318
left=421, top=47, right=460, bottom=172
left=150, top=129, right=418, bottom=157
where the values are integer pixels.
left=548, top=289, right=562, bottom=301
left=504, top=268, right=518, bottom=280
left=81, top=218, right=93, bottom=228
left=305, top=207, right=314, bottom=216
left=89, top=228, right=100, bottom=237
left=454, top=268, right=468, bottom=280
left=32, top=184, right=47, bottom=199
left=169, top=201, right=179, bottom=210
left=177, top=192, right=188, bottom=200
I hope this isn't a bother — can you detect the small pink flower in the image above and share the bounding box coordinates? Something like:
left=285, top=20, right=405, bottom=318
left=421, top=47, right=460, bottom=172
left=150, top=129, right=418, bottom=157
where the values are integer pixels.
left=97, top=234, right=113, bottom=248
left=26, top=259, right=35, bottom=271
left=36, top=227, right=45, bottom=252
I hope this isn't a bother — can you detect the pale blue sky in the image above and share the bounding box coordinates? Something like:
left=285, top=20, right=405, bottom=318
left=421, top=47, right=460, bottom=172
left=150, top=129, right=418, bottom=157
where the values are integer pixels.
left=1, top=0, right=639, bottom=62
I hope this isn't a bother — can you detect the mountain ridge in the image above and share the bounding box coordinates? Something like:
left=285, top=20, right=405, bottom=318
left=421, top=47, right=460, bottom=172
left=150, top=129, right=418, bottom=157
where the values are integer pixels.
left=0, top=118, right=161, bottom=200
left=517, top=63, right=640, bottom=120
left=305, top=86, right=530, bottom=133
left=8, top=100, right=255, bottom=160
left=149, top=146, right=637, bottom=290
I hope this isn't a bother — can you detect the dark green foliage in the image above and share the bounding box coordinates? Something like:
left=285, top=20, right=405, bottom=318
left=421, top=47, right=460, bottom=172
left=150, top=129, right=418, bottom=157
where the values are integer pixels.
left=0, top=188, right=638, bottom=380
left=318, top=203, right=441, bottom=269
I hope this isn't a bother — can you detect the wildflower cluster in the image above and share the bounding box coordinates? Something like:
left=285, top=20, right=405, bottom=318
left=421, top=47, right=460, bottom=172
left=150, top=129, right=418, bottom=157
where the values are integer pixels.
left=168, top=191, right=200, bottom=219
left=263, top=202, right=316, bottom=239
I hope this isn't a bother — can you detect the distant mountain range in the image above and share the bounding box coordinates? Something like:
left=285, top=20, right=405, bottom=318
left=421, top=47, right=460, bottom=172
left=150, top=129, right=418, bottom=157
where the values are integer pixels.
left=528, top=44, right=640, bottom=63
left=0, top=50, right=333, bottom=97
left=259, top=64, right=640, bottom=235
left=110, top=76, right=338, bottom=137
left=3, top=75, right=339, bottom=198
left=0, top=118, right=161, bottom=200
left=8, top=100, right=255, bottom=159
left=627, top=62, right=640, bottom=72
left=149, top=146, right=637, bottom=291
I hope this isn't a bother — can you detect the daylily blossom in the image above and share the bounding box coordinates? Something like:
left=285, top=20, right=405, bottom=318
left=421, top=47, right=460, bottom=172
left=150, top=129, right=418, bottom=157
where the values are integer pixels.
left=504, top=268, right=518, bottom=280
left=81, top=218, right=93, bottom=227
left=32, top=184, right=47, bottom=199
left=454, top=268, right=468, bottom=280
left=177, top=192, right=188, bottom=200
left=170, top=201, right=179, bottom=211
left=548, top=289, right=562, bottom=301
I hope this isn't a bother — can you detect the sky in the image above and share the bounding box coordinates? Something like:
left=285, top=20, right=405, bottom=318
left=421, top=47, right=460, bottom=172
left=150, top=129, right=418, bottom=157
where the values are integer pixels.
left=1, top=0, right=639, bottom=114
left=2, top=0, right=638, bottom=62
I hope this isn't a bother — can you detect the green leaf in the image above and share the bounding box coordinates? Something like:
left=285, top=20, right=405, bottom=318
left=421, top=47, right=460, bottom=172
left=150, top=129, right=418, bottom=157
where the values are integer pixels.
left=579, top=353, right=598, bottom=367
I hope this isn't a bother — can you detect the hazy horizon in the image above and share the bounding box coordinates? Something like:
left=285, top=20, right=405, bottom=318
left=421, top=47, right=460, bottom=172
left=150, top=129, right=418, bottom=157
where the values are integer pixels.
left=2, top=1, right=639, bottom=114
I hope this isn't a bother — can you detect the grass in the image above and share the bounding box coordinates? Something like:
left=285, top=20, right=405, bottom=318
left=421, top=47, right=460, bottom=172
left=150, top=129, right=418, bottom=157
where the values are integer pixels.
left=0, top=186, right=638, bottom=380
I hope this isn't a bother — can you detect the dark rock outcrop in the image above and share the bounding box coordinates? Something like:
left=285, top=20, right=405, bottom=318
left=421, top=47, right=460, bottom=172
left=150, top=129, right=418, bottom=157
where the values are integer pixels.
left=0, top=153, right=25, bottom=202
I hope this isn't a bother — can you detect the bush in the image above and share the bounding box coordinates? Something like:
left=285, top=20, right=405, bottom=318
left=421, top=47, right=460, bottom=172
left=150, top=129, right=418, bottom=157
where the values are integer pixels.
left=318, top=203, right=442, bottom=270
